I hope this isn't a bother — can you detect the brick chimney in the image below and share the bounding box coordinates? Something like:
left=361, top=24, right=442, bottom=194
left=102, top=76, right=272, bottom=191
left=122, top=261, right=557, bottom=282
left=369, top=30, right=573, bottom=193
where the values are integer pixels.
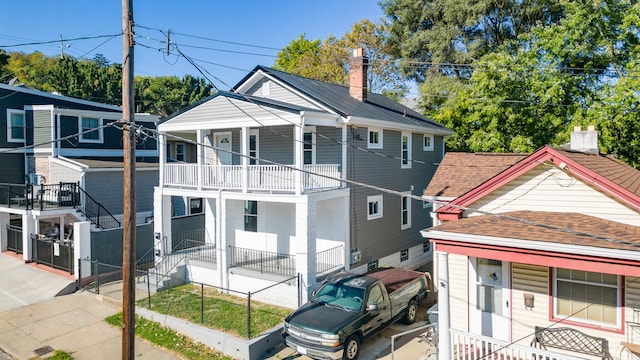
left=349, top=48, right=368, bottom=101
left=570, top=125, right=599, bottom=154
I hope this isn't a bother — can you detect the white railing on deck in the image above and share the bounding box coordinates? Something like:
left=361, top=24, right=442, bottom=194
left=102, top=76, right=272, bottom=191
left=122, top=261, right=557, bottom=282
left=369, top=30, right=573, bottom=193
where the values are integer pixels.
left=164, top=163, right=198, bottom=188
left=164, top=163, right=341, bottom=192
left=303, top=164, right=341, bottom=190
left=450, top=330, right=582, bottom=360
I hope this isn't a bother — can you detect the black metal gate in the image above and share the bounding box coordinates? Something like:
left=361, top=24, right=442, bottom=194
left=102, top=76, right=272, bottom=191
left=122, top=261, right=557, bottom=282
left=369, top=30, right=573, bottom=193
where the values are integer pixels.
left=6, top=224, right=22, bottom=254
left=32, top=235, right=74, bottom=274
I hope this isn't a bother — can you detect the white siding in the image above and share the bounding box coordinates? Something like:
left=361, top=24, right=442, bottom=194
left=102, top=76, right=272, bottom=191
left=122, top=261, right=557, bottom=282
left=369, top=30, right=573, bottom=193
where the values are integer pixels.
left=449, top=253, right=469, bottom=331
left=511, top=263, right=549, bottom=346
left=469, top=166, right=640, bottom=226
left=245, top=78, right=323, bottom=110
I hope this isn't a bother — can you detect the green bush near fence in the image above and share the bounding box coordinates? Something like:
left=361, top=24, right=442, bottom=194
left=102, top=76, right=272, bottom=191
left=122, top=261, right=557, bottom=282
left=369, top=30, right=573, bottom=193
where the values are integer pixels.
left=138, top=284, right=292, bottom=338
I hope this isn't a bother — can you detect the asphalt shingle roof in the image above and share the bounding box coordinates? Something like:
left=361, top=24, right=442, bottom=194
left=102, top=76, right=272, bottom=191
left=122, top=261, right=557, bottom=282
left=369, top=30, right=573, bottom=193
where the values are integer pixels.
left=428, top=210, right=640, bottom=251
left=424, top=152, right=527, bottom=198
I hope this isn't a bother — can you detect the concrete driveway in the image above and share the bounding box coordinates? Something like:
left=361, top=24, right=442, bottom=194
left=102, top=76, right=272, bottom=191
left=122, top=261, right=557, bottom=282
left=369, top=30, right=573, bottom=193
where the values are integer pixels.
left=0, top=253, right=76, bottom=313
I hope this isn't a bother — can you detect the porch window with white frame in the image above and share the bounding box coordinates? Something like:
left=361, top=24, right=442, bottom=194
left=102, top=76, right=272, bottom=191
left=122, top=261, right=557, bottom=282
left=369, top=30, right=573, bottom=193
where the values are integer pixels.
left=367, top=127, right=383, bottom=149
left=176, top=143, right=186, bottom=162
left=303, top=126, right=316, bottom=165
left=553, top=268, right=620, bottom=328
left=244, top=200, right=258, bottom=232
left=401, top=192, right=411, bottom=229
left=367, top=195, right=383, bottom=220
left=249, top=130, right=259, bottom=165
left=79, top=116, right=103, bottom=143
left=401, top=132, right=412, bottom=168
left=423, top=134, right=434, bottom=151
left=7, top=109, right=25, bottom=143
left=166, top=143, right=173, bottom=161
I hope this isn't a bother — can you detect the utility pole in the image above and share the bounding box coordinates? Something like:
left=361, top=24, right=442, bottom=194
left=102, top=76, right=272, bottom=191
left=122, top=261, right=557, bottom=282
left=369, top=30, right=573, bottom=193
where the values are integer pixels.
left=121, top=0, right=136, bottom=359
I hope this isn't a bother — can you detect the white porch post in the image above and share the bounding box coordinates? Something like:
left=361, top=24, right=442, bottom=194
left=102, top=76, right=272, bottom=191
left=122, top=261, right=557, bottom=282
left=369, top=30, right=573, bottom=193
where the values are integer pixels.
left=197, top=129, right=203, bottom=191
left=0, top=212, right=9, bottom=251
left=218, top=194, right=228, bottom=288
left=295, top=199, right=317, bottom=302
left=341, top=124, right=347, bottom=187
left=241, top=127, right=249, bottom=193
left=73, top=221, right=91, bottom=280
left=158, top=132, right=166, bottom=190
left=438, top=251, right=451, bottom=360
left=153, top=191, right=172, bottom=256
left=22, top=213, right=35, bottom=262
left=294, top=122, right=303, bottom=196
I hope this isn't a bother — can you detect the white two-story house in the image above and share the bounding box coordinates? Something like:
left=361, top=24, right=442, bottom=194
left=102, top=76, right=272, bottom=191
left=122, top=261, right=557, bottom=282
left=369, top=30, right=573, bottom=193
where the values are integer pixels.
left=153, top=49, right=453, bottom=306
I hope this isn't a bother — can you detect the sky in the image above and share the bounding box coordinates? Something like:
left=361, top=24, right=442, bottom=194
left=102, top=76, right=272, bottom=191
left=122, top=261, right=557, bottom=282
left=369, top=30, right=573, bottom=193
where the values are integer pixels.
left=0, top=1, right=385, bottom=90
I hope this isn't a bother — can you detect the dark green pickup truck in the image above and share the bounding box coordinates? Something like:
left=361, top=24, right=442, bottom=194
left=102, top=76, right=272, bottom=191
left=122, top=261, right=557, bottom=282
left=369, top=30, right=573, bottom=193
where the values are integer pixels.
left=282, top=267, right=430, bottom=360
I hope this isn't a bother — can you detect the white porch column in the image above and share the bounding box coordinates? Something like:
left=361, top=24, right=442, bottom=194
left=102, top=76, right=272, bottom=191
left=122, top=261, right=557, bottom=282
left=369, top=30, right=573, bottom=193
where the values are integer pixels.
left=0, top=212, right=9, bottom=251
left=295, top=198, right=317, bottom=301
left=218, top=194, right=229, bottom=288
left=22, top=213, right=35, bottom=262
left=241, top=127, right=249, bottom=193
left=294, top=122, right=304, bottom=196
left=437, top=251, right=451, bottom=360
left=153, top=191, right=172, bottom=256
left=73, top=221, right=91, bottom=280
left=197, top=129, right=203, bottom=191
left=158, top=132, right=166, bottom=190
left=341, top=124, right=347, bottom=186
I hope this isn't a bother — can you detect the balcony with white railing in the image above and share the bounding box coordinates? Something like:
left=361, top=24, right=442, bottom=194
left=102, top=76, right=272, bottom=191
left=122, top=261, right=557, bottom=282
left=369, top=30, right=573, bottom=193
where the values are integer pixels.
left=163, top=163, right=342, bottom=193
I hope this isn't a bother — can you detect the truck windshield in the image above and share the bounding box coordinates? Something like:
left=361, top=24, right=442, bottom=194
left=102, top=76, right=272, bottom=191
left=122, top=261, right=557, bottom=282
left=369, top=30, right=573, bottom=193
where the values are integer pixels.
left=312, top=282, right=365, bottom=311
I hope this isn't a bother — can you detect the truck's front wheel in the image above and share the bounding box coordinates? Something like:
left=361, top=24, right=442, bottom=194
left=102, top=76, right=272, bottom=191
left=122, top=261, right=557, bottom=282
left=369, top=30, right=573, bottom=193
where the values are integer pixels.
left=404, top=298, right=418, bottom=324
left=343, top=334, right=360, bottom=360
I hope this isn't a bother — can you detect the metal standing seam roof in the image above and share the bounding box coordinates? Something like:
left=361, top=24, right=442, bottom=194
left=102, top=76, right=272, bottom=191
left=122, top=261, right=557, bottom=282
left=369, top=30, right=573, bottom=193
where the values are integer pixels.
left=233, top=66, right=454, bottom=134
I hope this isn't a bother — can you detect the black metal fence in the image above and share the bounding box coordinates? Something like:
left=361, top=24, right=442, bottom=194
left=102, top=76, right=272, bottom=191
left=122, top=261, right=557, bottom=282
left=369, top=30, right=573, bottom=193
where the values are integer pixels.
left=316, top=245, right=344, bottom=274
left=6, top=224, right=22, bottom=253
left=32, top=235, right=74, bottom=274
left=228, top=245, right=296, bottom=276
left=77, top=258, right=300, bottom=339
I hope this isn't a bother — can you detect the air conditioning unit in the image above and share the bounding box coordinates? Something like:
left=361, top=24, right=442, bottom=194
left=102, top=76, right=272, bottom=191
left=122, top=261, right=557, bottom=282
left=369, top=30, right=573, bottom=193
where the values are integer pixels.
left=28, top=173, right=43, bottom=185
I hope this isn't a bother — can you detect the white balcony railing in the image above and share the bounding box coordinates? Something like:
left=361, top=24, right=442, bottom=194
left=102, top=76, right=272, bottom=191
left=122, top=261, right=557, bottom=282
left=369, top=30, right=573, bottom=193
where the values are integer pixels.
left=164, top=163, right=341, bottom=193
left=450, top=330, right=582, bottom=360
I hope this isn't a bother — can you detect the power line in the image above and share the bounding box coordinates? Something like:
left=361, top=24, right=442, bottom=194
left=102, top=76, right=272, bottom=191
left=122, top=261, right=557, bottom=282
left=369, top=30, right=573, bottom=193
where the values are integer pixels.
left=0, top=34, right=122, bottom=48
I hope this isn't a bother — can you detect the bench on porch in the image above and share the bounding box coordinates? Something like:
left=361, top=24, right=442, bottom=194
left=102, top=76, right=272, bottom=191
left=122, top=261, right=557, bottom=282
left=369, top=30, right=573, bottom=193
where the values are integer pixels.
left=531, top=326, right=610, bottom=359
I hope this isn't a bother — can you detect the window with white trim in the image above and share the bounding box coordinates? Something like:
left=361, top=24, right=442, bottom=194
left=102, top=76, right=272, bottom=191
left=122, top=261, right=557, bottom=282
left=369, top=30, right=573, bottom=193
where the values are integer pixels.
left=176, top=143, right=186, bottom=162
left=303, top=126, right=316, bottom=165
left=423, top=134, right=434, bottom=151
left=401, top=132, right=412, bottom=168
left=166, top=143, right=173, bottom=160
left=7, top=109, right=25, bottom=142
left=367, top=195, right=383, bottom=220
left=244, top=200, right=258, bottom=232
left=553, top=268, right=620, bottom=328
left=401, top=192, right=411, bottom=229
left=79, top=116, right=103, bottom=143
left=400, top=249, right=409, bottom=262
left=249, top=130, right=259, bottom=165
left=367, top=127, right=383, bottom=149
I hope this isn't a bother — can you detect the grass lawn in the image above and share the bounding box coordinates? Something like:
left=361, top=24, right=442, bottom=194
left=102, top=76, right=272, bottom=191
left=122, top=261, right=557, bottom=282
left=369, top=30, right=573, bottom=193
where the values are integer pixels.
left=105, top=313, right=232, bottom=360
left=137, top=284, right=291, bottom=338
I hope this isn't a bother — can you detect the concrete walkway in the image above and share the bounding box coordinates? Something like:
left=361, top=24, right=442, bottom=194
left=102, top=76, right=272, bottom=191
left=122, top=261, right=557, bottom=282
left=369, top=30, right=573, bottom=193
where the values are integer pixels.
left=0, top=253, right=181, bottom=360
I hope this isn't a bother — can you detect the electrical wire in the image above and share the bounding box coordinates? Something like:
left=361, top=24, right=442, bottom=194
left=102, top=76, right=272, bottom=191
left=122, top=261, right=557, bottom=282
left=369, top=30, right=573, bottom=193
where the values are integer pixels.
left=0, top=34, right=122, bottom=48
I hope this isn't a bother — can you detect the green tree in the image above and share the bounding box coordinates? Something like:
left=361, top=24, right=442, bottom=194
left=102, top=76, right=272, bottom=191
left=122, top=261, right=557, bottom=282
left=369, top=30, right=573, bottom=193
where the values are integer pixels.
left=433, top=0, right=638, bottom=154
left=47, top=56, right=122, bottom=104
left=0, top=49, right=10, bottom=83
left=134, top=75, right=213, bottom=117
left=4, top=51, right=56, bottom=89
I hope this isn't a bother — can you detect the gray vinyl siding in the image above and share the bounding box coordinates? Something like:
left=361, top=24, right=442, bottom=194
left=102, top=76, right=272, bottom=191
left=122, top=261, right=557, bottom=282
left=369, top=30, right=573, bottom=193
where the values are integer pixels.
left=84, top=169, right=158, bottom=215
left=245, top=79, right=321, bottom=110
left=347, top=130, right=444, bottom=263
left=257, top=126, right=294, bottom=164
left=315, top=126, right=342, bottom=164
left=32, top=109, right=51, bottom=149
left=0, top=153, right=25, bottom=183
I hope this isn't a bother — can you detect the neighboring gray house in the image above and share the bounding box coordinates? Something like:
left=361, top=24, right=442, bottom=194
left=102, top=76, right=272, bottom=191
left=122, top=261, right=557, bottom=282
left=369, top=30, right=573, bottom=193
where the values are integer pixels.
left=0, top=83, right=159, bottom=269
left=154, top=49, right=453, bottom=306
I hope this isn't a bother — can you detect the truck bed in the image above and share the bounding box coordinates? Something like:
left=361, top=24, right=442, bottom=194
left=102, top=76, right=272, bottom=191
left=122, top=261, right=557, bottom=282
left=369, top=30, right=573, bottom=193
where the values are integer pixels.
left=366, top=267, right=427, bottom=295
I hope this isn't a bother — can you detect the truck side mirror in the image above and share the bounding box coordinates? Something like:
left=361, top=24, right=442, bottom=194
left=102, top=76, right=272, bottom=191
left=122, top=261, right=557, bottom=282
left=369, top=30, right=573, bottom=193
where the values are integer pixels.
left=366, top=304, right=379, bottom=312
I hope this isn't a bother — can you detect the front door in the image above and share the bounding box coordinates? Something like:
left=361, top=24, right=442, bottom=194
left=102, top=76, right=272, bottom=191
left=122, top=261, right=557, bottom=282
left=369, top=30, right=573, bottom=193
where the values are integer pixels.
left=469, top=257, right=511, bottom=341
left=215, top=133, right=232, bottom=165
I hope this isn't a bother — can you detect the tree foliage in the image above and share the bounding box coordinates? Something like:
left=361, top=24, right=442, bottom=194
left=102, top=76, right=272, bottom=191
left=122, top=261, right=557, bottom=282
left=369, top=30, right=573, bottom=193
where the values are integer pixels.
left=0, top=51, right=212, bottom=116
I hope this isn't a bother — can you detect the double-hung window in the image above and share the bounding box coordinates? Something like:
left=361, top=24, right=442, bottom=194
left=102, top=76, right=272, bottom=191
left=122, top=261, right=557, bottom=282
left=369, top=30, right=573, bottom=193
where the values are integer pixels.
left=7, top=109, right=25, bottom=143
left=176, top=143, right=186, bottom=162
left=553, top=269, right=620, bottom=328
left=244, top=200, right=258, bottom=232
left=401, top=132, right=412, bottom=168
left=249, top=130, right=259, bottom=165
left=303, top=126, right=315, bottom=165
left=79, top=116, right=103, bottom=143
left=401, top=192, right=411, bottom=229
left=367, top=195, right=383, bottom=220
left=423, top=134, right=434, bottom=151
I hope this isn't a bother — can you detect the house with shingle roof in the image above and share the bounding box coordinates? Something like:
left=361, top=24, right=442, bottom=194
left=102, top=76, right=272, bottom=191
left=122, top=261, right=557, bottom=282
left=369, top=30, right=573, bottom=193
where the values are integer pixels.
left=422, top=126, right=640, bottom=358
left=152, top=49, right=453, bottom=307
